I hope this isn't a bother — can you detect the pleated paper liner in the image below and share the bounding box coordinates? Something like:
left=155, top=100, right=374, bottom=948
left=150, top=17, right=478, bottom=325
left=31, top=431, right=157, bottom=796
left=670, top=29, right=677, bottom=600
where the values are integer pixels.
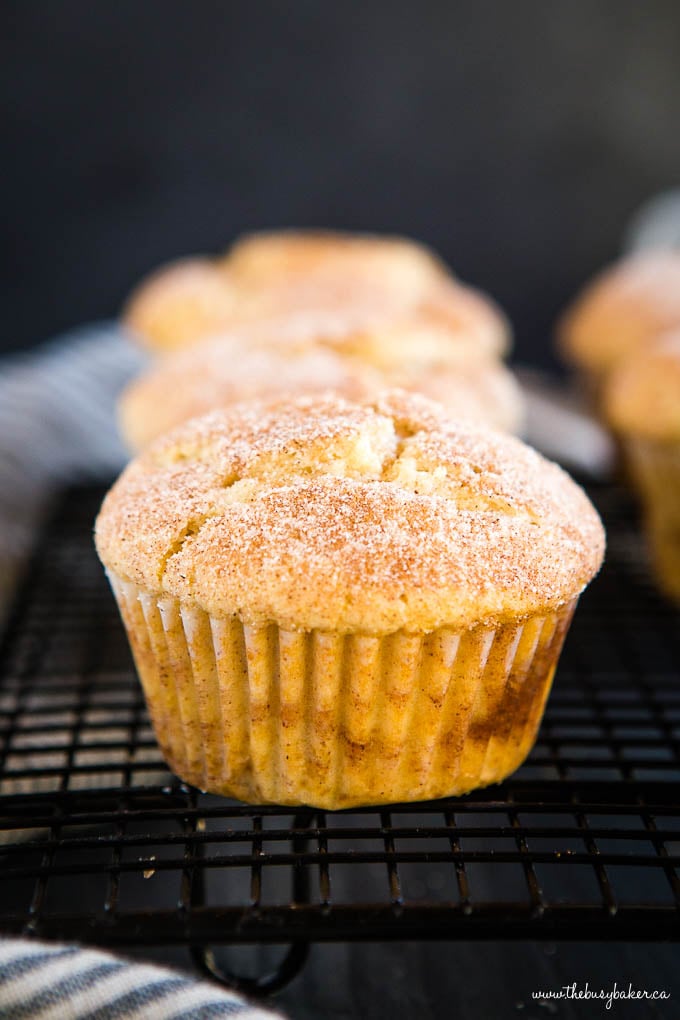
left=108, top=572, right=576, bottom=809
left=625, top=437, right=680, bottom=603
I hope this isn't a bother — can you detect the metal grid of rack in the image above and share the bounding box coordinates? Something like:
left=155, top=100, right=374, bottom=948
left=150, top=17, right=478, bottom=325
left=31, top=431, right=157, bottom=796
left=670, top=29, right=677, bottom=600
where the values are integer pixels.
left=1, top=484, right=679, bottom=990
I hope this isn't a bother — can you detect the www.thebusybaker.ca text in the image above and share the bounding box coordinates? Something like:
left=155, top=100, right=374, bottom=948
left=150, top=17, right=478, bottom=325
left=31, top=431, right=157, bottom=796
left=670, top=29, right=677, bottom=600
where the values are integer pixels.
left=532, top=982, right=670, bottom=1010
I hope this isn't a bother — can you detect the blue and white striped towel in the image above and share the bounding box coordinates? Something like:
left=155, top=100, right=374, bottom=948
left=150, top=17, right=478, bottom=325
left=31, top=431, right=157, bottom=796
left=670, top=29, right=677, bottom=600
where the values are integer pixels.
left=0, top=322, right=145, bottom=617
left=0, top=939, right=283, bottom=1019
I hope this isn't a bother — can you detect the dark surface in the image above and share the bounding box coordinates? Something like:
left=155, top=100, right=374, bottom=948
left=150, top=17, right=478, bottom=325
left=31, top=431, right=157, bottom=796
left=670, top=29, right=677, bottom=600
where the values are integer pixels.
left=1, top=484, right=680, bottom=1016
left=133, top=940, right=680, bottom=1019
left=2, top=1, right=680, bottom=366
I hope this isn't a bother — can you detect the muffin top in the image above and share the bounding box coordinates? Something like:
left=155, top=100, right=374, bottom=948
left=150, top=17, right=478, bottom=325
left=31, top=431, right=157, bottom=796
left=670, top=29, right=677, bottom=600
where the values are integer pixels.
left=123, top=259, right=238, bottom=353
left=123, top=229, right=509, bottom=358
left=119, top=338, right=375, bottom=450
left=223, top=229, right=447, bottom=292
left=118, top=329, right=523, bottom=451
left=604, top=331, right=680, bottom=440
left=96, top=391, right=604, bottom=634
left=558, top=250, right=680, bottom=375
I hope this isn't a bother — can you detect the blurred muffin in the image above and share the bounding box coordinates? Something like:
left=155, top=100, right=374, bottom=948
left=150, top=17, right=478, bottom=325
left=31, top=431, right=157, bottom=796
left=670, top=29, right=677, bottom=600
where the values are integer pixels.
left=314, top=286, right=509, bottom=368
left=118, top=327, right=523, bottom=451
left=123, top=259, right=239, bottom=354
left=119, top=339, right=374, bottom=450
left=604, top=331, right=680, bottom=601
left=95, top=390, right=604, bottom=808
left=123, top=229, right=510, bottom=359
left=391, top=357, right=523, bottom=434
left=558, top=249, right=680, bottom=400
left=223, top=229, right=448, bottom=295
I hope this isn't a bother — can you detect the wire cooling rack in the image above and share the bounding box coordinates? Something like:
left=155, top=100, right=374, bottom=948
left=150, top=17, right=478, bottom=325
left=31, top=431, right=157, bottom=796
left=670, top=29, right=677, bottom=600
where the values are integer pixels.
left=1, top=483, right=679, bottom=992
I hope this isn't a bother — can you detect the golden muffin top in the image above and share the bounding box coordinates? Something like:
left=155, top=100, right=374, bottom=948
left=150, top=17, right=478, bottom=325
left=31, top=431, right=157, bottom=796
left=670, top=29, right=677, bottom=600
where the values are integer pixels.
left=96, top=391, right=603, bottom=634
left=604, top=331, right=680, bottom=440
left=558, top=249, right=680, bottom=376
left=123, top=229, right=509, bottom=359
left=223, top=229, right=446, bottom=291
left=118, top=329, right=523, bottom=451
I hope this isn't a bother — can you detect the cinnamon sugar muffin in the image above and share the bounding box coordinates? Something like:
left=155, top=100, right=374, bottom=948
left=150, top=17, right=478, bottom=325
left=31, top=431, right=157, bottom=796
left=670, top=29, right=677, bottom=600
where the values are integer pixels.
left=123, top=259, right=238, bottom=354
left=558, top=249, right=680, bottom=399
left=118, top=329, right=523, bottom=451
left=95, top=391, right=603, bottom=808
left=604, top=331, right=680, bottom=601
left=123, top=230, right=510, bottom=360
left=223, top=229, right=447, bottom=293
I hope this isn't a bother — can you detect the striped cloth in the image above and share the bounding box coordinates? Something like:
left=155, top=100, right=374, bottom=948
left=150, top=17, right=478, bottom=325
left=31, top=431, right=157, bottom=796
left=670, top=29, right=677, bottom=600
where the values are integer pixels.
left=0, top=939, right=282, bottom=1019
left=0, top=322, right=145, bottom=618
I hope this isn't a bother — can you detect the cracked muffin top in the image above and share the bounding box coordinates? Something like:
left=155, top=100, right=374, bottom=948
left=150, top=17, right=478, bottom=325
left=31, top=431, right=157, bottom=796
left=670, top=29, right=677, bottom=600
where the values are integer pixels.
left=118, top=330, right=524, bottom=451
left=95, top=390, right=604, bottom=634
left=123, top=229, right=510, bottom=359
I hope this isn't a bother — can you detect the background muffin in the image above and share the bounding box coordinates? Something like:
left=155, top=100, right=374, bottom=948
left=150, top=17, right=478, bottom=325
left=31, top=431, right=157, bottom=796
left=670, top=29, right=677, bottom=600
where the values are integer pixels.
left=604, top=331, right=680, bottom=601
left=119, top=327, right=524, bottom=451
left=123, top=229, right=510, bottom=360
left=96, top=390, right=604, bottom=809
left=222, top=229, right=448, bottom=293
left=557, top=249, right=680, bottom=401
left=123, top=259, right=239, bottom=354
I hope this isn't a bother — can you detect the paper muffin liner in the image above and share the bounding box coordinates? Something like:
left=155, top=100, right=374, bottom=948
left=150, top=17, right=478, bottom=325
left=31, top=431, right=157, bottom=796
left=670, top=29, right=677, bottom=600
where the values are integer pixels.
left=107, top=571, right=576, bottom=809
left=624, top=437, right=680, bottom=603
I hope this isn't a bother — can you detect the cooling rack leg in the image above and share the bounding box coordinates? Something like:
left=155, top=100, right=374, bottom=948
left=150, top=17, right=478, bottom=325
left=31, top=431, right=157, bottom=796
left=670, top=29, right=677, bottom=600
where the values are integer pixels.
left=189, top=940, right=309, bottom=996
left=189, top=810, right=314, bottom=995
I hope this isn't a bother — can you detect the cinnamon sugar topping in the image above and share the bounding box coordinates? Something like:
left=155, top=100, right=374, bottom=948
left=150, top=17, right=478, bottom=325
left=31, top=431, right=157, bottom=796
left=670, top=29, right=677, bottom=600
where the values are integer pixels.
left=96, top=391, right=605, bottom=633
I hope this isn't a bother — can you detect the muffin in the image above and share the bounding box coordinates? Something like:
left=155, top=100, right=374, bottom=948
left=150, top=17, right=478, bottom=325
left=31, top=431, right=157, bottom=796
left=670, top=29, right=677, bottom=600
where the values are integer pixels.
left=223, top=229, right=448, bottom=295
left=604, top=331, right=680, bottom=601
left=558, top=249, right=680, bottom=403
left=118, top=328, right=523, bottom=451
left=95, top=390, right=604, bottom=809
left=123, top=229, right=510, bottom=360
left=123, top=259, right=239, bottom=354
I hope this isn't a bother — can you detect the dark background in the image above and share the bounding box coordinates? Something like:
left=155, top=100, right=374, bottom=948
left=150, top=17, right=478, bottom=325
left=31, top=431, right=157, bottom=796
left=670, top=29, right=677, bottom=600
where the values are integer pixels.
left=2, top=1, right=680, bottom=366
